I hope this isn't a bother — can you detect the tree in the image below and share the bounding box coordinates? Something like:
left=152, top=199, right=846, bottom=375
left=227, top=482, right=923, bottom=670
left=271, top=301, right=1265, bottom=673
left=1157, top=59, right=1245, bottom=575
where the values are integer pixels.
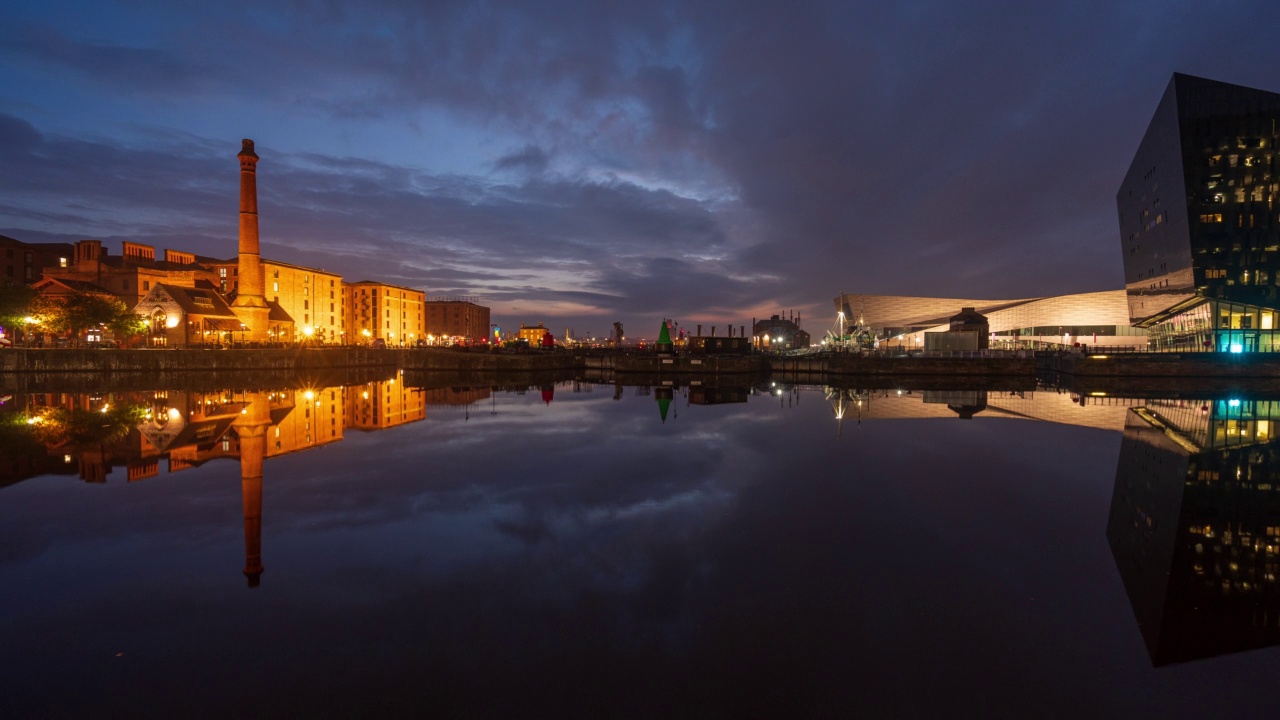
left=39, top=294, right=138, bottom=345
left=0, top=283, right=38, bottom=334
left=108, top=306, right=147, bottom=344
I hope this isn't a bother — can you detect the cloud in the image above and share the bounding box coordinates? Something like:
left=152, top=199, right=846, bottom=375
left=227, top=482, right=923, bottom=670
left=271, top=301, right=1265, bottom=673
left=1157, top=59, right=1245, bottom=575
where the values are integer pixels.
left=0, top=114, right=42, bottom=153
left=0, top=122, right=759, bottom=323
left=493, top=145, right=550, bottom=174
left=5, top=0, right=1280, bottom=329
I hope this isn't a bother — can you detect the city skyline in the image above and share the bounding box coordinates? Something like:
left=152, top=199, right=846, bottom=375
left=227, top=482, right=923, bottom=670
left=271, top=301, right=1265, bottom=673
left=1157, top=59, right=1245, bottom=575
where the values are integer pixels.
left=4, top=1, right=1280, bottom=334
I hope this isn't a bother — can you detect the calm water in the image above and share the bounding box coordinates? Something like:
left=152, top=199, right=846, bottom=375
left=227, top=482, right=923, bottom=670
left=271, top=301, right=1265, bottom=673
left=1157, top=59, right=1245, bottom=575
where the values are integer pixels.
left=3, top=376, right=1280, bottom=717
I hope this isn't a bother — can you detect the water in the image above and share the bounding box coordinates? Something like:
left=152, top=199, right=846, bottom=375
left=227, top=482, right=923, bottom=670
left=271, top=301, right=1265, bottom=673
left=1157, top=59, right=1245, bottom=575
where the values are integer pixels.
left=3, top=376, right=1280, bottom=717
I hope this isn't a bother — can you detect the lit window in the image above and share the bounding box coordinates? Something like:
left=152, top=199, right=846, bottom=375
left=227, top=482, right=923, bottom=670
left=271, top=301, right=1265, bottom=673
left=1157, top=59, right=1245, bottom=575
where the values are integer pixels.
left=59, top=257, right=67, bottom=268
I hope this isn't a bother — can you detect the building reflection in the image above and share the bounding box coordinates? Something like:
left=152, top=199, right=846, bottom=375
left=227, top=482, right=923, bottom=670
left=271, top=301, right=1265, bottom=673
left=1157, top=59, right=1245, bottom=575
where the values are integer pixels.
left=344, top=374, right=426, bottom=431
left=0, top=378, right=433, bottom=587
left=821, top=385, right=1138, bottom=433
left=1107, top=398, right=1280, bottom=665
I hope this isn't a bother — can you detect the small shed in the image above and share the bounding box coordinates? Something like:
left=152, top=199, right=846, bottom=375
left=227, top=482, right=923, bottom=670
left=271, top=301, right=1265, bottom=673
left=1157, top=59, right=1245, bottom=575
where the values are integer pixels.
left=949, top=307, right=990, bottom=349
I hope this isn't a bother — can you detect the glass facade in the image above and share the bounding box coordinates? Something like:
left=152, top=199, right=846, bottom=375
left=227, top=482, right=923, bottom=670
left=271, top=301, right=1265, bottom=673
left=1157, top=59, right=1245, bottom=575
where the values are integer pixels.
left=1119, top=73, right=1280, bottom=346
left=1147, top=298, right=1280, bottom=352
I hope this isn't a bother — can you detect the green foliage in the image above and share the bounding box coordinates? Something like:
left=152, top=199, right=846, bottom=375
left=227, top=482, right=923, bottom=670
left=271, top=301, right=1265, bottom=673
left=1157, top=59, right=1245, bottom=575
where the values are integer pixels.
left=108, top=309, right=148, bottom=340
left=37, top=294, right=139, bottom=343
left=0, top=283, right=38, bottom=328
left=19, top=402, right=148, bottom=447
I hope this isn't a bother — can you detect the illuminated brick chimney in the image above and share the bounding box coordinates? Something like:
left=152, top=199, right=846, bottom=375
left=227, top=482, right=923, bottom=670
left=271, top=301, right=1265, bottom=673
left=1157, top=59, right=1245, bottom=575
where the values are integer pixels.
left=230, top=139, right=269, bottom=340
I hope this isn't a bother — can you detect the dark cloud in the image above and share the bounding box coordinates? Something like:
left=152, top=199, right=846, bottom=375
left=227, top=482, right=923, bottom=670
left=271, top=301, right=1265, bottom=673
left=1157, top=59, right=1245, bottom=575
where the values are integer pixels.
left=0, top=22, right=219, bottom=93
left=0, top=126, right=748, bottom=322
left=0, top=113, right=42, bottom=153
left=493, top=145, right=550, bottom=174
left=4, top=0, right=1280, bottom=330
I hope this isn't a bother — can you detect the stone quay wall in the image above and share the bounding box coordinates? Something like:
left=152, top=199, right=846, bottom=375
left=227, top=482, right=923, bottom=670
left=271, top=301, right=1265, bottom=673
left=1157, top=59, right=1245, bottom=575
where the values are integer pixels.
left=1043, top=351, right=1280, bottom=378
left=0, top=348, right=1041, bottom=379
left=0, top=347, right=394, bottom=374
left=773, top=355, right=1037, bottom=377
left=400, top=349, right=579, bottom=372
left=598, top=354, right=766, bottom=374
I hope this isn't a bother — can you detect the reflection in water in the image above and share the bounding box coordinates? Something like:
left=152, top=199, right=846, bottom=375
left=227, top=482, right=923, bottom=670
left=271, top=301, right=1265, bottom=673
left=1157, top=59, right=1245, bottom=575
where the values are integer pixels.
left=10, top=375, right=1280, bottom=698
left=812, top=382, right=1280, bottom=666
left=1107, top=398, right=1280, bottom=666
left=0, top=379, right=433, bottom=587
left=821, top=384, right=1139, bottom=434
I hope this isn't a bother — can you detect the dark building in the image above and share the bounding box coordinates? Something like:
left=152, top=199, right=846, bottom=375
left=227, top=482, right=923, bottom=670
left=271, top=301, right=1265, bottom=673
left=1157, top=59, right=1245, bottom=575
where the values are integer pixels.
left=0, top=234, right=74, bottom=286
left=1119, top=73, right=1280, bottom=351
left=687, top=335, right=751, bottom=354
left=753, top=314, right=810, bottom=351
left=424, top=297, right=491, bottom=344
left=949, top=307, right=989, bottom=349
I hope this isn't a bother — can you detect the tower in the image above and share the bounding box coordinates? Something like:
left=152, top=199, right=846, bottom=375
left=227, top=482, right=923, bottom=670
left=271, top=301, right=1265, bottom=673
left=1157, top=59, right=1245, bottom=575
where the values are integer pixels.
left=1119, top=74, right=1280, bottom=350
left=230, top=139, right=270, bottom=341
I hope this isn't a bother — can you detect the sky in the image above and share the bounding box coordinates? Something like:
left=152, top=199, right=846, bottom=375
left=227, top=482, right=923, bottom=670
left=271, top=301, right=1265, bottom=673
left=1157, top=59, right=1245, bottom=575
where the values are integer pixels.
left=3, top=0, right=1280, bottom=338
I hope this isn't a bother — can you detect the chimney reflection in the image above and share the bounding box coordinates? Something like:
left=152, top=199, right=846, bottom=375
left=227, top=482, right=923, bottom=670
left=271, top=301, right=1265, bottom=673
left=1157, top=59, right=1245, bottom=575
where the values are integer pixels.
left=234, top=392, right=271, bottom=587
left=1108, top=398, right=1280, bottom=665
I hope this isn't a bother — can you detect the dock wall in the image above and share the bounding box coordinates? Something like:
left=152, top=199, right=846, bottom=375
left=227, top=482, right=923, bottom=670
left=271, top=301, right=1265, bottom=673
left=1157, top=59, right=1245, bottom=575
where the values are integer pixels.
left=1043, top=352, right=1280, bottom=378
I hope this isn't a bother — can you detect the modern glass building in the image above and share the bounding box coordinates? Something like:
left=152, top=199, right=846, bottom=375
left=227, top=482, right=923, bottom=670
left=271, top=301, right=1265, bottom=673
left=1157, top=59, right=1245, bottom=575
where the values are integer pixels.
left=1120, top=73, right=1280, bottom=352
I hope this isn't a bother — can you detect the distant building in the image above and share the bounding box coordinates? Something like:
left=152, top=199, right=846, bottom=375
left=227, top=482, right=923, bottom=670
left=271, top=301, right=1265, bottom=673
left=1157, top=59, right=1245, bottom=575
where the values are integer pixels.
left=517, top=322, right=552, bottom=345
left=687, top=335, right=751, bottom=354
left=343, top=281, right=426, bottom=346
left=753, top=315, right=810, bottom=351
left=0, top=234, right=73, bottom=285
left=43, top=240, right=216, bottom=306
left=834, top=291, right=1145, bottom=349
left=424, top=296, right=490, bottom=343
left=1119, top=73, right=1280, bottom=352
